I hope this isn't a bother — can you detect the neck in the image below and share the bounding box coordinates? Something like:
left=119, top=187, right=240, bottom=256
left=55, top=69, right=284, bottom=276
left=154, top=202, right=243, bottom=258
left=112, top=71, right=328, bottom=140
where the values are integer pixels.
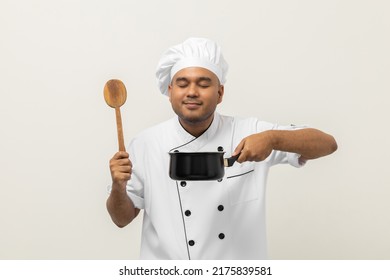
left=179, top=114, right=214, bottom=137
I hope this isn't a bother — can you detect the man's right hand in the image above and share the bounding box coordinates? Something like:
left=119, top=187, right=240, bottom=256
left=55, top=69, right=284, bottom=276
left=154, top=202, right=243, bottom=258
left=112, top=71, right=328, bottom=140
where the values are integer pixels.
left=109, top=151, right=132, bottom=191
left=107, top=151, right=138, bottom=227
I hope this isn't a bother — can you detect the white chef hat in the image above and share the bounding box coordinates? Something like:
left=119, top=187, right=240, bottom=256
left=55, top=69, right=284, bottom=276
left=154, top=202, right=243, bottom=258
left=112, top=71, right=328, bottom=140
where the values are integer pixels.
left=155, top=37, right=229, bottom=96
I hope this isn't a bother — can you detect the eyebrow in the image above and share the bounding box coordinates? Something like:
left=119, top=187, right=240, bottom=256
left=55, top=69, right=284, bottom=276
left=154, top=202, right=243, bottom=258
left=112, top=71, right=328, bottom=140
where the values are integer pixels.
left=174, top=76, right=212, bottom=83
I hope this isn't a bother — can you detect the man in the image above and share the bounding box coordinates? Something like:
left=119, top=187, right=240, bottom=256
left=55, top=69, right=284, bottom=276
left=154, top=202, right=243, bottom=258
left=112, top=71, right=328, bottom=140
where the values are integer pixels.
left=107, top=38, right=337, bottom=259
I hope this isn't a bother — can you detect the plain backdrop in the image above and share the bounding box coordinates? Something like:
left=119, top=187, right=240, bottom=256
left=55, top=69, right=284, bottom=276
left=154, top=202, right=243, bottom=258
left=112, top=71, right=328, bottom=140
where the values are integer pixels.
left=0, top=0, right=389, bottom=259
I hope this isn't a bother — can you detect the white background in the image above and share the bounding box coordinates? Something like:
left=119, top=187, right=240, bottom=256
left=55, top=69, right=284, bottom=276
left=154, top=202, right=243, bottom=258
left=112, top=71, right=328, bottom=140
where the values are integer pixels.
left=0, top=0, right=389, bottom=259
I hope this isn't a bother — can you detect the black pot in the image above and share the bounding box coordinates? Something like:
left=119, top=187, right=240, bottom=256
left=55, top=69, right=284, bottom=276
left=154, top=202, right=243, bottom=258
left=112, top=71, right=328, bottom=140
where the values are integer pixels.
left=169, top=151, right=239, bottom=181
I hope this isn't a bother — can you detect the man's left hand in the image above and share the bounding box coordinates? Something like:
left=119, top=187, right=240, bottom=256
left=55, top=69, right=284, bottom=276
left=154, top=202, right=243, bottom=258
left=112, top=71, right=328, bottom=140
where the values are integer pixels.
left=232, top=131, right=274, bottom=163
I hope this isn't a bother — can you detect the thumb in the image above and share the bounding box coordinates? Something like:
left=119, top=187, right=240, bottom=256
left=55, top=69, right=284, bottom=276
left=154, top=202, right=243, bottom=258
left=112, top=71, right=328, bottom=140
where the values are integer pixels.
left=232, top=139, right=245, bottom=156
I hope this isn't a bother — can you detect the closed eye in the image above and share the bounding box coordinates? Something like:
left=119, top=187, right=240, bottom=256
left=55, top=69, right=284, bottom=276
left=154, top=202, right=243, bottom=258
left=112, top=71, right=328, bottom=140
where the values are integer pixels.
left=197, top=77, right=212, bottom=88
left=176, top=81, right=189, bottom=88
left=175, top=79, right=189, bottom=88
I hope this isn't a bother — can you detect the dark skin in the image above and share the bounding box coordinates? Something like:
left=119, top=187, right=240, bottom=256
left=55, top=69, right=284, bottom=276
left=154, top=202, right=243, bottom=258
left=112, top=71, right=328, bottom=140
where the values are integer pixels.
left=107, top=152, right=139, bottom=227
left=168, top=68, right=225, bottom=137
left=106, top=67, right=338, bottom=227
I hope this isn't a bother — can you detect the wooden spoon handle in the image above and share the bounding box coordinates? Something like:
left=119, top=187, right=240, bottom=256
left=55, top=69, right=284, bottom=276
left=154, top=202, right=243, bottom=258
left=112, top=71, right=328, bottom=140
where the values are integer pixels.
left=115, top=107, right=126, bottom=152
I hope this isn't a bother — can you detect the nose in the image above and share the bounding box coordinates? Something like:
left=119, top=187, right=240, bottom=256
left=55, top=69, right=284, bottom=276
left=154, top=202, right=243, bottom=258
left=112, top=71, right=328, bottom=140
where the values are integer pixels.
left=186, top=83, right=199, bottom=98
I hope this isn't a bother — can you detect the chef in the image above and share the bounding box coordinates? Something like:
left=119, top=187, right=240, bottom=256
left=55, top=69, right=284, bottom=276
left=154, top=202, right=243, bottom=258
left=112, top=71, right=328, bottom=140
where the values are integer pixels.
left=107, top=38, right=338, bottom=259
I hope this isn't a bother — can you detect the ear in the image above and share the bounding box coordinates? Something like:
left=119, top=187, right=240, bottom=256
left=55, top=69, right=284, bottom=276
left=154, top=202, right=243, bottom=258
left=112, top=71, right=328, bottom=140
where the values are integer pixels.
left=168, top=84, right=172, bottom=102
left=217, top=85, right=224, bottom=104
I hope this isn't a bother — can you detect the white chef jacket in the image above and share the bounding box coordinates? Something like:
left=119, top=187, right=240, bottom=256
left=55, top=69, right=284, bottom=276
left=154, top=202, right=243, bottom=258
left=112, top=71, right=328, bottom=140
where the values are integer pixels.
left=110, top=112, right=305, bottom=260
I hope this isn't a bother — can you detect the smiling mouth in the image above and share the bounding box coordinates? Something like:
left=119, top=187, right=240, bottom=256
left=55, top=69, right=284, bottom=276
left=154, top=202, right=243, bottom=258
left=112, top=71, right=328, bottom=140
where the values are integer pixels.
left=183, top=102, right=202, bottom=111
left=183, top=100, right=202, bottom=106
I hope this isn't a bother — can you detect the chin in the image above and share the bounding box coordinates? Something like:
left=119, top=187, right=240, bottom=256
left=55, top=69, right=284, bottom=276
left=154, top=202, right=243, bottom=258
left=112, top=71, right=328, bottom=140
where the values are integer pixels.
left=181, top=112, right=214, bottom=125
left=173, top=106, right=214, bottom=125
left=181, top=115, right=204, bottom=124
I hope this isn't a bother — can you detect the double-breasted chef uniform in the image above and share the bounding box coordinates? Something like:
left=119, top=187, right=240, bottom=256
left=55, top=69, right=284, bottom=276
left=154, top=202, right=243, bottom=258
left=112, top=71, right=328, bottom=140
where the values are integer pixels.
left=109, top=112, right=305, bottom=259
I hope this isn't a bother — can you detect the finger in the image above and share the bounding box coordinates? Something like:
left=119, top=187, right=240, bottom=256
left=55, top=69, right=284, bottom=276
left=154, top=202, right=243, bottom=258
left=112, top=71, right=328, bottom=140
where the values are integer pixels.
left=112, top=151, right=129, bottom=160
left=117, top=158, right=132, bottom=167
left=233, top=139, right=249, bottom=163
left=118, top=165, right=132, bottom=173
left=111, top=161, right=132, bottom=173
left=112, top=167, right=132, bottom=180
left=236, top=150, right=247, bottom=163
left=110, top=162, right=131, bottom=176
left=110, top=155, right=132, bottom=170
left=232, top=139, right=245, bottom=156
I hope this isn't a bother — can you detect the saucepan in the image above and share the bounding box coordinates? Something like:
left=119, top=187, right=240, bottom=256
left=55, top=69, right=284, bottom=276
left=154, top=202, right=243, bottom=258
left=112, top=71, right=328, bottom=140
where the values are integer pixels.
left=169, top=150, right=239, bottom=181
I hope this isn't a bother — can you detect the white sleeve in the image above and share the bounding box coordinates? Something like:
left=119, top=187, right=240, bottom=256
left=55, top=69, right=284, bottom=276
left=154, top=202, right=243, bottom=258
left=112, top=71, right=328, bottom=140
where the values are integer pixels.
left=126, top=137, right=145, bottom=209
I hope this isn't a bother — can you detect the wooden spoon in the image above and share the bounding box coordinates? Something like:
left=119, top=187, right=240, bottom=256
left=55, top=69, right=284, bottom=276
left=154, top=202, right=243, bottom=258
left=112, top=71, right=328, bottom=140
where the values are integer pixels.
left=104, top=79, right=127, bottom=152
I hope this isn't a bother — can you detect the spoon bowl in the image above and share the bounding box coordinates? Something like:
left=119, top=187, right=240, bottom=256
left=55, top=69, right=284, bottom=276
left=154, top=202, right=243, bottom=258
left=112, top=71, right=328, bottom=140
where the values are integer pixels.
left=104, top=79, right=127, bottom=151
left=104, top=79, right=127, bottom=108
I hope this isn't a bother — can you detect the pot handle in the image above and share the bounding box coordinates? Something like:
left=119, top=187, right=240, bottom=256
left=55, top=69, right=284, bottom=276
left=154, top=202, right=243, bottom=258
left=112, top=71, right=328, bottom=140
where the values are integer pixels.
left=224, top=153, right=240, bottom=167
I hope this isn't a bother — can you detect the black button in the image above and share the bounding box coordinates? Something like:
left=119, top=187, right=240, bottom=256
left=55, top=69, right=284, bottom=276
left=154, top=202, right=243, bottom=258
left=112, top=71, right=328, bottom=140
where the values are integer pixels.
left=218, top=205, right=224, bottom=211
left=217, top=146, right=224, bottom=152
left=185, top=210, right=191, bottom=216
left=180, top=181, right=187, bottom=187
left=188, top=240, right=195, bottom=246
left=218, top=233, right=225, bottom=239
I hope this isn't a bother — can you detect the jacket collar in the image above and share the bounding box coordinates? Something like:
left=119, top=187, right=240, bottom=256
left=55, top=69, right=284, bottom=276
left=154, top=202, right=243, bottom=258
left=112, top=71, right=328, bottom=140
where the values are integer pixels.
left=173, top=112, right=221, bottom=152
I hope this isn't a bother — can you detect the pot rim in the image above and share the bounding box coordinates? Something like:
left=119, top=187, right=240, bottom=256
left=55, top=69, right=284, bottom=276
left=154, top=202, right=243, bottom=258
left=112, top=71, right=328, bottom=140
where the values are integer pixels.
left=169, top=151, right=225, bottom=155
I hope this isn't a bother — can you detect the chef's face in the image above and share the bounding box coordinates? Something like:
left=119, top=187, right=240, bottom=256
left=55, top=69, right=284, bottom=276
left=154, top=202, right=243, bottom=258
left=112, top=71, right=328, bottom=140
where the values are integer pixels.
left=168, top=67, right=224, bottom=129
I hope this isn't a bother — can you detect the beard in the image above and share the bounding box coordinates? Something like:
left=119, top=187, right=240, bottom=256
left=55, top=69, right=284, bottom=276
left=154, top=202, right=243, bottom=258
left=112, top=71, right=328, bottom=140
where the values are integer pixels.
left=173, top=106, right=215, bottom=127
